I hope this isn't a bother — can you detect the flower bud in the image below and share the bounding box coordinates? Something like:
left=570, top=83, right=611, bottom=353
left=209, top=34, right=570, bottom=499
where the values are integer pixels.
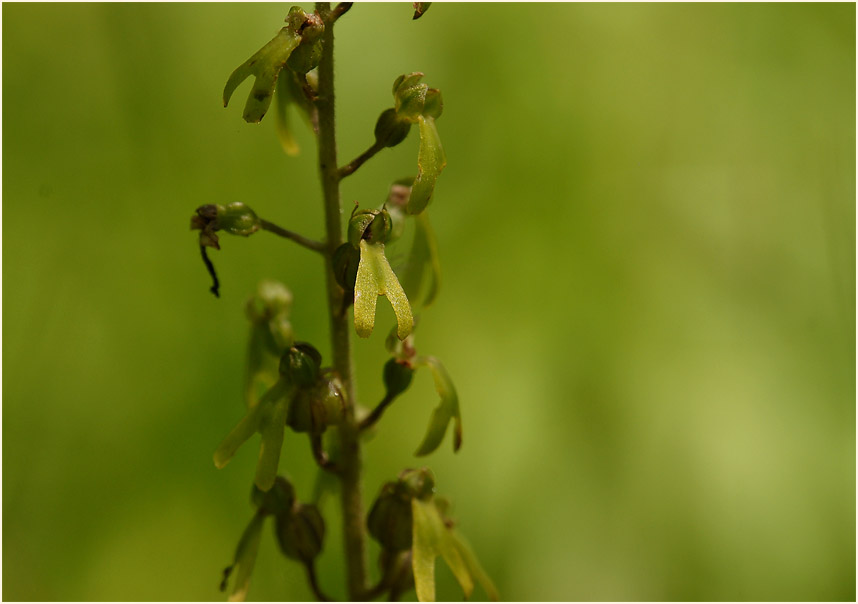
left=218, top=202, right=261, bottom=236
left=251, top=475, right=296, bottom=515
left=384, top=358, right=414, bottom=399
left=191, top=202, right=261, bottom=240
left=280, top=343, right=321, bottom=387
left=276, top=503, right=325, bottom=563
left=374, top=108, right=412, bottom=148
left=332, top=243, right=360, bottom=291
left=246, top=280, right=293, bottom=322
left=368, top=468, right=436, bottom=552
left=367, top=482, right=414, bottom=552
left=287, top=373, right=345, bottom=434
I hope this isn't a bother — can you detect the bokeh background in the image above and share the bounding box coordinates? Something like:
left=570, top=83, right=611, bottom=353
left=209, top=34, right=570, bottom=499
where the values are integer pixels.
left=3, top=2, right=855, bottom=601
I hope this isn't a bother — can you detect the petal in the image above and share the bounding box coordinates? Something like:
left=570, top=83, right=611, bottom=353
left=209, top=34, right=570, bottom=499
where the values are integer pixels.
left=355, top=241, right=414, bottom=340
left=408, top=116, right=446, bottom=215
left=412, top=498, right=439, bottom=602
left=225, top=513, right=265, bottom=602
left=414, top=356, right=462, bottom=456
left=223, top=27, right=303, bottom=124
left=354, top=240, right=381, bottom=338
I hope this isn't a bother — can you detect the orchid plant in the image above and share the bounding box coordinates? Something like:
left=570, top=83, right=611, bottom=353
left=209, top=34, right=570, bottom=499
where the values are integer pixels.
left=190, top=4, right=496, bottom=601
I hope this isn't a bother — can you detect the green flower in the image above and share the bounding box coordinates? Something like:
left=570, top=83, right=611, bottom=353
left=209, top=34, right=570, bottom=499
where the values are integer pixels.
left=223, top=7, right=323, bottom=124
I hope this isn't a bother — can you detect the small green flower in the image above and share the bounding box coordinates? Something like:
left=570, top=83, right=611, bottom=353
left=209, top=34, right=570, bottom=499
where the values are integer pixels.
left=347, top=208, right=414, bottom=340
left=368, top=469, right=498, bottom=602
left=223, top=7, right=323, bottom=124
left=214, top=343, right=342, bottom=492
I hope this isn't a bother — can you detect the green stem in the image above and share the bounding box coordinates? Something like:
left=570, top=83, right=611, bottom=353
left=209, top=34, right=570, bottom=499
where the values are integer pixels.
left=339, top=141, right=385, bottom=179
left=259, top=219, right=326, bottom=253
left=315, top=3, right=368, bottom=599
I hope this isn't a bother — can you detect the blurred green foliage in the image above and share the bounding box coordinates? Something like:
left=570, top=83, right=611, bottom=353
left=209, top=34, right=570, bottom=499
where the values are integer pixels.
left=2, top=3, right=854, bottom=601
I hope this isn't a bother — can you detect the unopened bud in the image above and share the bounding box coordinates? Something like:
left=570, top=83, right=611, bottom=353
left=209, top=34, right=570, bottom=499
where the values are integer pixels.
left=252, top=475, right=296, bottom=515
left=374, top=108, right=412, bottom=148
left=246, top=280, right=293, bottom=322
left=384, top=358, right=414, bottom=399
left=280, top=343, right=321, bottom=387
left=367, top=482, right=414, bottom=552
left=191, top=202, right=261, bottom=239
left=218, top=202, right=261, bottom=236
left=332, top=243, right=360, bottom=291
left=276, top=503, right=325, bottom=563
left=287, top=373, right=345, bottom=433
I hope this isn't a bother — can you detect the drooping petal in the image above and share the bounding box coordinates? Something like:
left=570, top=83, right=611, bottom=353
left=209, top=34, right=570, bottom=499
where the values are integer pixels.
left=414, top=356, right=462, bottom=456
left=400, top=212, right=441, bottom=310
left=408, top=116, right=446, bottom=215
left=255, top=393, right=290, bottom=491
left=213, top=380, right=290, bottom=470
left=412, top=498, right=475, bottom=601
left=354, top=240, right=413, bottom=340
left=412, top=498, right=439, bottom=602
left=223, top=26, right=303, bottom=123
left=222, top=513, right=265, bottom=602
left=450, top=530, right=500, bottom=601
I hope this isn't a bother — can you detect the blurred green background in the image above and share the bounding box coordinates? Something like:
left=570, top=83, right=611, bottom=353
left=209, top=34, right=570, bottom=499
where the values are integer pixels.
left=3, top=2, right=855, bottom=601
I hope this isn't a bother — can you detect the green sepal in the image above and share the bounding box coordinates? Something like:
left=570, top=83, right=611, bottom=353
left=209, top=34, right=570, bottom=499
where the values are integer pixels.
left=394, top=73, right=429, bottom=122
left=400, top=212, right=441, bottom=309
left=348, top=210, right=380, bottom=248
left=414, top=356, right=462, bottom=456
left=423, top=88, right=443, bottom=119
left=407, top=116, right=446, bottom=215
left=354, top=240, right=414, bottom=340
left=220, top=512, right=265, bottom=602
left=223, top=10, right=310, bottom=123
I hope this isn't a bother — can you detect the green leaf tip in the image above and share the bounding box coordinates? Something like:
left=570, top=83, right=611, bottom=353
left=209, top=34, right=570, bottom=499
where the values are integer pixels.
left=354, top=240, right=414, bottom=340
left=414, top=356, right=462, bottom=456
left=413, top=2, right=432, bottom=20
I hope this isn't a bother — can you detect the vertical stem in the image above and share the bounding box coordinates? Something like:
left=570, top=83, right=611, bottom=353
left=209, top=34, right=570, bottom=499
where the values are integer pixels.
left=314, top=3, right=368, bottom=599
